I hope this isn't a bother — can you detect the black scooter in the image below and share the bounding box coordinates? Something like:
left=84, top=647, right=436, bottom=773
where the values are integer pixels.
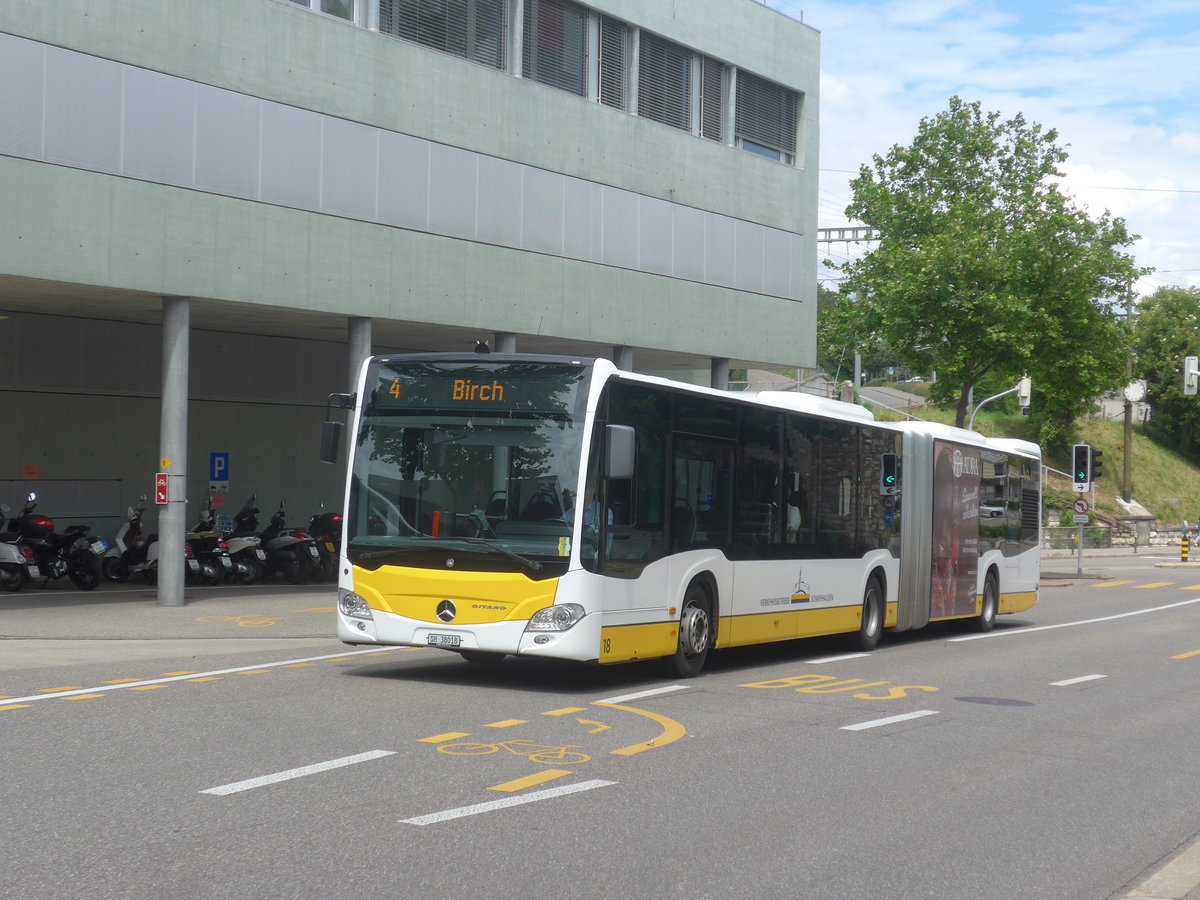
left=4, top=492, right=105, bottom=590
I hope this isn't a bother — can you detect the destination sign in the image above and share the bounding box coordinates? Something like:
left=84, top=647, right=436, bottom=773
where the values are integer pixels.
left=367, top=361, right=587, bottom=416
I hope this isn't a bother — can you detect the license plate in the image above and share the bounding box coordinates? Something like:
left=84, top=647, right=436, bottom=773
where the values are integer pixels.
left=308, top=546, right=320, bottom=558
left=90, top=540, right=108, bottom=555
left=220, top=556, right=232, bottom=567
left=28, top=566, right=40, bottom=578
left=255, top=549, right=267, bottom=560
left=426, top=633, right=461, bottom=648
left=324, top=541, right=336, bottom=552
left=188, top=560, right=199, bottom=570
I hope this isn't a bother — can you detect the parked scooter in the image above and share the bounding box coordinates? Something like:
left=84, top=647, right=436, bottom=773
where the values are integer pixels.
left=188, top=503, right=234, bottom=585
left=103, top=496, right=159, bottom=583
left=5, top=492, right=105, bottom=590
left=258, top=501, right=319, bottom=584
left=307, top=507, right=343, bottom=583
left=0, top=503, right=33, bottom=592
left=222, top=495, right=267, bottom=585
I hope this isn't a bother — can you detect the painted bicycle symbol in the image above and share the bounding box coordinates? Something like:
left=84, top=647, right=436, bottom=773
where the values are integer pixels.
left=436, top=739, right=591, bottom=765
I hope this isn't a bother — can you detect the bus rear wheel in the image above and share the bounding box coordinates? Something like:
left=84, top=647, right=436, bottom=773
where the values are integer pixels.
left=854, top=576, right=884, bottom=651
left=975, top=573, right=998, bottom=632
left=670, top=582, right=712, bottom=678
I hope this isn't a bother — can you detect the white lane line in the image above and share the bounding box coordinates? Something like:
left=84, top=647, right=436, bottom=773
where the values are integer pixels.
left=807, top=653, right=869, bottom=664
left=4, top=647, right=398, bottom=704
left=841, top=710, right=940, bottom=732
left=201, top=750, right=396, bottom=795
left=400, top=779, right=617, bottom=825
left=595, top=685, right=690, bottom=704
left=950, top=598, right=1200, bottom=642
left=1050, top=674, right=1107, bottom=687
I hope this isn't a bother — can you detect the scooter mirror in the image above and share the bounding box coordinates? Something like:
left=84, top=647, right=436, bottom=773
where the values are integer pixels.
left=26, top=492, right=36, bottom=503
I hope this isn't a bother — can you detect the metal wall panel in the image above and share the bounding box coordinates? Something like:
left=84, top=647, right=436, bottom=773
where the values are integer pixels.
left=522, top=167, right=565, bottom=255
left=259, top=102, right=322, bottom=210
left=195, top=84, right=261, bottom=199
left=638, top=195, right=674, bottom=276
left=376, top=129, right=430, bottom=230
left=704, top=214, right=737, bottom=288
left=476, top=155, right=523, bottom=246
left=0, top=34, right=45, bottom=159
left=42, top=45, right=123, bottom=173
left=321, top=116, right=379, bottom=220
left=600, top=185, right=638, bottom=269
left=763, top=227, right=792, bottom=299
left=561, top=176, right=596, bottom=261
left=122, top=67, right=196, bottom=187
left=671, top=204, right=706, bottom=282
left=427, top=144, right=478, bottom=240
left=735, top=219, right=765, bottom=294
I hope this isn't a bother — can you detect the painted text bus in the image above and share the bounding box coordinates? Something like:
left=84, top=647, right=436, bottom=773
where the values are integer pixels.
left=328, top=353, right=1040, bottom=676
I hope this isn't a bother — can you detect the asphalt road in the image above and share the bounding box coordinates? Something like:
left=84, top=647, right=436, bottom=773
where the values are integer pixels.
left=4, top=555, right=1200, bottom=899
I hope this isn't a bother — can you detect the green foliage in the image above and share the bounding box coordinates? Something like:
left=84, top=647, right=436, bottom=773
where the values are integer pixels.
left=1130, top=286, right=1200, bottom=450
left=825, top=96, right=1144, bottom=440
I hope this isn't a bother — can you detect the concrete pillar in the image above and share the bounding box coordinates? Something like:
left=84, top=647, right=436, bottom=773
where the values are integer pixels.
left=347, top=317, right=372, bottom=392
left=613, top=345, right=634, bottom=372
left=157, top=296, right=190, bottom=607
left=494, top=332, right=517, bottom=353
left=710, top=358, right=730, bottom=390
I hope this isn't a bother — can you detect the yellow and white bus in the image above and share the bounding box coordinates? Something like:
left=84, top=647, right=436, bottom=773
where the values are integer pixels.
left=330, top=353, right=1040, bottom=676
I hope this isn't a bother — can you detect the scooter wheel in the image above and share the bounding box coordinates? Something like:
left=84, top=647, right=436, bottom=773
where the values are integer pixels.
left=102, top=556, right=129, bottom=583
left=0, top=565, right=22, bottom=593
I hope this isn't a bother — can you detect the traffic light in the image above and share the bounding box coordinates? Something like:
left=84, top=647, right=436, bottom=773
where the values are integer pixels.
left=880, top=453, right=897, bottom=495
left=1072, top=444, right=1091, bottom=488
left=1090, top=448, right=1103, bottom=481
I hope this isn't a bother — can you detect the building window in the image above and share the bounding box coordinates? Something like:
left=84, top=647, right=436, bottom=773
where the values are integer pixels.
left=735, top=70, right=799, bottom=164
left=523, top=0, right=589, bottom=96
left=637, top=32, right=692, bottom=132
left=699, top=55, right=725, bottom=141
left=379, top=0, right=508, bottom=70
left=287, top=0, right=355, bottom=21
left=597, top=15, right=628, bottom=110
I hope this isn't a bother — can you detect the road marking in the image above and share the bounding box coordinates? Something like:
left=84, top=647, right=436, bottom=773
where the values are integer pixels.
left=595, top=685, right=689, bottom=704
left=841, top=710, right=940, bottom=731
left=1171, top=649, right=1200, bottom=659
left=63, top=694, right=105, bottom=701
left=2, top=647, right=399, bottom=705
left=488, top=770, right=574, bottom=793
left=1095, top=580, right=1134, bottom=588
left=1135, top=581, right=1175, bottom=589
left=485, top=719, right=528, bottom=728
left=951, top=598, right=1200, bottom=642
left=1182, top=585, right=1200, bottom=591
left=1050, top=674, right=1106, bottom=686
left=543, top=706, right=586, bottom=716
left=593, top=701, right=687, bottom=756
left=0, top=704, right=32, bottom=711
left=418, top=732, right=470, bottom=743
left=399, top=779, right=616, bottom=825
left=806, top=653, right=870, bottom=664
left=201, top=750, right=396, bottom=796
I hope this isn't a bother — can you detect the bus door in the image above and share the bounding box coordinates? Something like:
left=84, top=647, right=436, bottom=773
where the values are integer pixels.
left=670, top=436, right=734, bottom=552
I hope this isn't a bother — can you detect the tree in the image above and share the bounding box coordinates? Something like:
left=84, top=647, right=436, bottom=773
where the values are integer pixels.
left=1131, top=287, right=1200, bottom=451
left=826, top=96, right=1144, bottom=446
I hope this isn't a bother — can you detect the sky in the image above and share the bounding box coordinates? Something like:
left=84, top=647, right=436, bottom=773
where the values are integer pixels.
left=762, top=0, right=1200, bottom=298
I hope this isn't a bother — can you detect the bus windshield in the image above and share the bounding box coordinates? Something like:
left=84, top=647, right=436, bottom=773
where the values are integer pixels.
left=347, top=359, right=591, bottom=573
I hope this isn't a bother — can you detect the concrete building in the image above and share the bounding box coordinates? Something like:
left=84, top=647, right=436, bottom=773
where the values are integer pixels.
left=0, top=0, right=819, bottom=554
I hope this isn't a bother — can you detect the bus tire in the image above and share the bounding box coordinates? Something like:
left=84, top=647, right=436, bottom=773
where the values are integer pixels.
left=854, top=575, right=884, bottom=651
left=670, top=581, right=712, bottom=678
left=975, top=572, right=998, bottom=632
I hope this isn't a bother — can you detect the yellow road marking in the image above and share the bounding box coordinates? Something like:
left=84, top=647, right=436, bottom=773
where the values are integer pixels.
left=485, top=719, right=528, bottom=728
left=1135, top=582, right=1175, bottom=589
left=577, top=719, right=610, bottom=733
left=1095, top=580, right=1134, bottom=588
left=325, top=657, right=354, bottom=663
left=543, top=707, right=586, bottom=716
left=593, top=701, right=687, bottom=756
left=295, top=607, right=336, bottom=614
left=419, top=732, right=471, bottom=743
left=0, top=704, right=32, bottom=711
left=282, top=663, right=313, bottom=668
left=62, top=694, right=105, bottom=701
left=102, top=678, right=141, bottom=684
left=130, top=685, right=168, bottom=691
left=188, top=677, right=223, bottom=683
left=37, top=686, right=82, bottom=693
left=1171, top=649, right=1200, bottom=659
left=236, top=669, right=272, bottom=675
left=1181, top=585, right=1200, bottom=591
left=160, top=671, right=196, bottom=677
left=488, top=770, right=573, bottom=793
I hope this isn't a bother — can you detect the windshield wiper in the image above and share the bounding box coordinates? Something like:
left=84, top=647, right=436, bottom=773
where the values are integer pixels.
left=460, top=537, right=543, bottom=571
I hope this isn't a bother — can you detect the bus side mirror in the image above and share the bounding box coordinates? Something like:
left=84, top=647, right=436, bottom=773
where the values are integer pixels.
left=605, top=425, right=636, bottom=480
left=319, top=420, right=343, bottom=465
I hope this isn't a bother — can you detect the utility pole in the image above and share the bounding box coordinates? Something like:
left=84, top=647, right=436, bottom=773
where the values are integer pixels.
left=1123, top=280, right=1134, bottom=503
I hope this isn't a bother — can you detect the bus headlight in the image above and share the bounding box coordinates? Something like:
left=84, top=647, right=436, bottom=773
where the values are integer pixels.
left=526, top=604, right=585, bottom=632
left=338, top=589, right=373, bottom=620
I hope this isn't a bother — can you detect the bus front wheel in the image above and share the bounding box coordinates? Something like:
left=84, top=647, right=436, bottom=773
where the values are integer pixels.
left=855, top=576, right=884, bottom=651
left=670, top=583, right=712, bottom=678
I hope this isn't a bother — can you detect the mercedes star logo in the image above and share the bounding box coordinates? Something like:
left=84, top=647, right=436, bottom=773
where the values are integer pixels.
left=436, top=600, right=457, bottom=622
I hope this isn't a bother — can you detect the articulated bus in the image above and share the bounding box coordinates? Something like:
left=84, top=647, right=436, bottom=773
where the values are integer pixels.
left=331, top=353, right=1040, bottom=676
